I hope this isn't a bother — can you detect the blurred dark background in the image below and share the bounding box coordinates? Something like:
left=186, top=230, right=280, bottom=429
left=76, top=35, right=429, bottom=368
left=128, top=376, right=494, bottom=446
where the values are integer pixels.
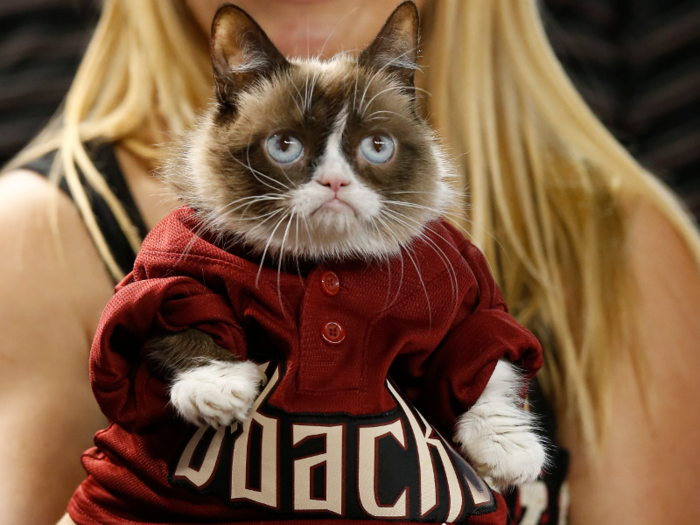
left=0, top=0, right=95, bottom=164
left=1, top=0, right=699, bottom=219
left=543, top=0, right=700, bottom=219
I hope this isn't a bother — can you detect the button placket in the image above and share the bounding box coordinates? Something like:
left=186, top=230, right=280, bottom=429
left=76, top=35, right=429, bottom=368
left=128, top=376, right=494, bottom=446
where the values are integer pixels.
left=319, top=270, right=345, bottom=345
left=298, top=266, right=366, bottom=393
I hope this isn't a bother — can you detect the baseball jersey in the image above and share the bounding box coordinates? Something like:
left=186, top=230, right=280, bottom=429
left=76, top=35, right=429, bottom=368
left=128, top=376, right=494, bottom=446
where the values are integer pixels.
left=67, top=207, right=543, bottom=525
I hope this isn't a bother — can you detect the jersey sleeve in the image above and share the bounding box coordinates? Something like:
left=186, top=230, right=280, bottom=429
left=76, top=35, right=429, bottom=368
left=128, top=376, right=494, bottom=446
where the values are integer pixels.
left=90, top=275, right=247, bottom=430
left=419, top=239, right=543, bottom=438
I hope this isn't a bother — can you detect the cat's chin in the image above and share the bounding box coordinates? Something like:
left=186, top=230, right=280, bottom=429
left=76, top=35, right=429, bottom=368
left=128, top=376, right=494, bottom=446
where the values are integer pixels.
left=229, top=218, right=409, bottom=262
left=310, top=206, right=359, bottom=234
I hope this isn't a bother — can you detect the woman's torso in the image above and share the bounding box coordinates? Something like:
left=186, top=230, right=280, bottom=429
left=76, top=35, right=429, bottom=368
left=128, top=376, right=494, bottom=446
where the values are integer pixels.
left=23, top=144, right=570, bottom=525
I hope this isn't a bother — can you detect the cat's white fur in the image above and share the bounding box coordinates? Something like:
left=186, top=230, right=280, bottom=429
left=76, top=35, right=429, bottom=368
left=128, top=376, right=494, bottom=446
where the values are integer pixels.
left=170, top=360, right=264, bottom=429
left=454, top=360, right=547, bottom=489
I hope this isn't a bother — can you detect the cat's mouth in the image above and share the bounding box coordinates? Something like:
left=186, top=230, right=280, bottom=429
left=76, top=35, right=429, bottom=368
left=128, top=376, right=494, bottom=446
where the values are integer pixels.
left=312, top=197, right=357, bottom=217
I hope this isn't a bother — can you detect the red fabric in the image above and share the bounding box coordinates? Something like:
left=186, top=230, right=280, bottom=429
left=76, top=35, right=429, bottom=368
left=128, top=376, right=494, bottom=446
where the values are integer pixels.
left=69, top=207, right=542, bottom=524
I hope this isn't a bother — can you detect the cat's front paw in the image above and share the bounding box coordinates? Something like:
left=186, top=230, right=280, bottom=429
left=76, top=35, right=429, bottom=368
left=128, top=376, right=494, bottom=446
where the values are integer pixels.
left=170, top=360, right=265, bottom=428
left=455, top=403, right=546, bottom=490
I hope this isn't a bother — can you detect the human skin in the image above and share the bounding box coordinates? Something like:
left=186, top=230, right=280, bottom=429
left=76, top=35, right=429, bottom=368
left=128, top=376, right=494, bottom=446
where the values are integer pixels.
left=185, top=0, right=428, bottom=59
left=1, top=1, right=700, bottom=524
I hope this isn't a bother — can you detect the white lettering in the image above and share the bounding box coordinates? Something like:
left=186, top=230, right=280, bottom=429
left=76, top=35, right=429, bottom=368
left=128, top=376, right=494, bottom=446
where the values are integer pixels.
left=388, top=381, right=465, bottom=522
left=292, top=424, right=344, bottom=514
left=520, top=481, right=548, bottom=525
left=231, top=365, right=280, bottom=508
left=173, top=424, right=231, bottom=488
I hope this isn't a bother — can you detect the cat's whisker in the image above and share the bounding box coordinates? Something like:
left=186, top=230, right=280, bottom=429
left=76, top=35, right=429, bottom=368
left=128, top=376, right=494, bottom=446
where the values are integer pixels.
left=381, top=208, right=460, bottom=307
left=387, top=189, right=467, bottom=200
left=358, top=45, right=420, bottom=115
left=376, top=212, right=430, bottom=327
left=239, top=194, right=292, bottom=221
left=382, top=198, right=508, bottom=259
left=307, top=68, right=321, bottom=112
left=245, top=142, right=291, bottom=191
left=382, top=199, right=447, bottom=218
left=175, top=232, right=201, bottom=265
left=276, top=211, right=296, bottom=315
left=361, top=85, right=419, bottom=118
left=382, top=198, right=468, bottom=227
left=235, top=207, right=285, bottom=223
left=367, top=214, right=403, bottom=309
left=293, top=211, right=304, bottom=285
left=219, top=194, right=288, bottom=213
left=304, top=62, right=311, bottom=110
left=297, top=210, right=314, bottom=252
left=290, top=83, right=305, bottom=118
left=245, top=210, right=287, bottom=239
left=277, top=161, right=298, bottom=190
left=238, top=210, right=286, bottom=249
left=255, top=212, right=290, bottom=289
left=289, top=88, right=304, bottom=118
left=382, top=200, right=470, bottom=258
left=387, top=190, right=436, bottom=195
left=364, top=111, right=414, bottom=125
left=352, top=66, right=360, bottom=112
left=316, top=7, right=359, bottom=60
left=228, top=150, right=287, bottom=193
left=177, top=213, right=228, bottom=263
left=361, top=85, right=432, bottom=118
left=216, top=195, right=288, bottom=226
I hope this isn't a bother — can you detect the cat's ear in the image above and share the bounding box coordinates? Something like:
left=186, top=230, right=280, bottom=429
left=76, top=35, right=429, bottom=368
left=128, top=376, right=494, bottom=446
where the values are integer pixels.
left=210, top=4, right=289, bottom=107
left=358, top=1, right=420, bottom=88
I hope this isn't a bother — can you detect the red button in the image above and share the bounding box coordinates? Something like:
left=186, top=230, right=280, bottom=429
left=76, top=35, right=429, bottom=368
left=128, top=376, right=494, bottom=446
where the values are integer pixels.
left=321, top=321, right=345, bottom=345
left=320, top=271, right=340, bottom=296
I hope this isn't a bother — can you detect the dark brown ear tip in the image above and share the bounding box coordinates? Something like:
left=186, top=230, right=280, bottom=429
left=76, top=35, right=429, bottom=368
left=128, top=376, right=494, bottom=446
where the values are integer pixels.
left=211, top=3, right=258, bottom=35
left=392, top=1, right=420, bottom=24
left=210, top=3, right=265, bottom=64
left=397, top=1, right=419, bottom=14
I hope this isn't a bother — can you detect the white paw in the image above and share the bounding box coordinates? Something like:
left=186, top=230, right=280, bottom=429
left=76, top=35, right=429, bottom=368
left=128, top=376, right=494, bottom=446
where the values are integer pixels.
left=455, top=403, right=546, bottom=490
left=170, top=360, right=265, bottom=428
left=454, top=361, right=547, bottom=489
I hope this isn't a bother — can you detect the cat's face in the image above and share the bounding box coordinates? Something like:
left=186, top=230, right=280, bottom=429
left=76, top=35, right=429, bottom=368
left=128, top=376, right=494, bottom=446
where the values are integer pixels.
left=166, top=2, right=453, bottom=260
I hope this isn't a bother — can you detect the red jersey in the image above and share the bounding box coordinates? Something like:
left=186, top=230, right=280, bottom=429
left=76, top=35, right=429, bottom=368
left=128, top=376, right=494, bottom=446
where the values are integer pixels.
left=68, top=207, right=542, bottom=525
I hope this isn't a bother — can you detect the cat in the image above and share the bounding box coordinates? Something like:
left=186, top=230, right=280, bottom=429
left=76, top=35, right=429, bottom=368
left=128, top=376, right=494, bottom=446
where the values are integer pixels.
left=145, top=1, right=546, bottom=489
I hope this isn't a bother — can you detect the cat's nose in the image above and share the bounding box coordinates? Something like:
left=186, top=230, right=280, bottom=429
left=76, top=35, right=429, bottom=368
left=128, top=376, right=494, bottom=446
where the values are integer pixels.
left=318, top=175, right=350, bottom=194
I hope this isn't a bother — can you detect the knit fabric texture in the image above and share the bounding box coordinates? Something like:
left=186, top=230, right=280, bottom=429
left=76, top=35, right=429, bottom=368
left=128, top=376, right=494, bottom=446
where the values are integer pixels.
left=68, top=207, right=542, bottom=525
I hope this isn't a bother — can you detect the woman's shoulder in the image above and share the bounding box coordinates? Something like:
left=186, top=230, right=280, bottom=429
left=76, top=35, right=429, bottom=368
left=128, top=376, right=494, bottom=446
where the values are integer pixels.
left=562, top=194, right=700, bottom=523
left=0, top=169, right=114, bottom=332
left=627, top=196, right=700, bottom=286
left=0, top=169, right=110, bottom=522
left=625, top=195, right=700, bottom=343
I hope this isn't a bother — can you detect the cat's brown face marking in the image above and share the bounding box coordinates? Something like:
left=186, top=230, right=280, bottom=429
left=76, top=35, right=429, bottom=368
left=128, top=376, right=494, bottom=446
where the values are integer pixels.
left=164, top=2, right=453, bottom=260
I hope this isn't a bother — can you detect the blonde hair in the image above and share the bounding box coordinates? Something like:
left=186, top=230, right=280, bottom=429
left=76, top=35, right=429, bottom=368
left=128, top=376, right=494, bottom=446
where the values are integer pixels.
left=6, top=0, right=700, bottom=453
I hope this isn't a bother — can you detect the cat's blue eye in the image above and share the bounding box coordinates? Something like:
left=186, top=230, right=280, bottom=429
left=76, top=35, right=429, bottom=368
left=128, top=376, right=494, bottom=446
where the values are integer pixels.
left=359, top=134, right=395, bottom=164
left=266, top=133, right=304, bottom=164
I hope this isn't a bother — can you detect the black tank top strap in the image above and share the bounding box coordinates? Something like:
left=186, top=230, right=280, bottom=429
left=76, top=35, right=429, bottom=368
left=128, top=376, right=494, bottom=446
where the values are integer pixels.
left=23, top=143, right=149, bottom=282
